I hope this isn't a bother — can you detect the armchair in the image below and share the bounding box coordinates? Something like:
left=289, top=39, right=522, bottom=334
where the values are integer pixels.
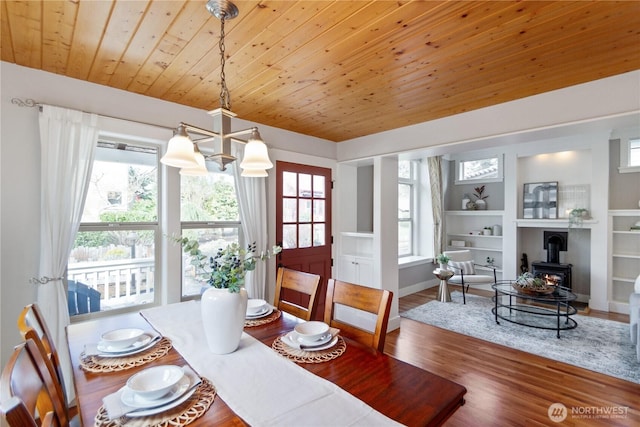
left=629, top=274, right=640, bottom=362
left=443, top=250, right=497, bottom=304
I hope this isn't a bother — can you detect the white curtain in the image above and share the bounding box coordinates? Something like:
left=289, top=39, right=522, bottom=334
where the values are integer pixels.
left=232, top=144, right=269, bottom=299
left=37, top=105, right=98, bottom=403
left=427, top=156, right=444, bottom=258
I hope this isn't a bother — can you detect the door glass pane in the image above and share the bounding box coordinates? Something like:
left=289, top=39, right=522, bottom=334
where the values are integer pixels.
left=283, top=224, right=297, bottom=249
left=313, top=224, right=325, bottom=246
left=299, top=199, right=311, bottom=222
left=283, top=198, right=297, bottom=223
left=299, top=224, right=312, bottom=248
left=313, top=200, right=325, bottom=222
left=299, top=173, right=311, bottom=198
left=313, top=175, right=325, bottom=198
left=283, top=172, right=297, bottom=197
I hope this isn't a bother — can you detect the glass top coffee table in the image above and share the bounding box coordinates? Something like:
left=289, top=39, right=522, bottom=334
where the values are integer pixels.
left=492, top=281, right=577, bottom=338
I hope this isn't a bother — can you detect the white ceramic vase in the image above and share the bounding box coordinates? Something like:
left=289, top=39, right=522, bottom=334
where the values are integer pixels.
left=475, top=199, right=487, bottom=210
left=201, top=287, right=248, bottom=354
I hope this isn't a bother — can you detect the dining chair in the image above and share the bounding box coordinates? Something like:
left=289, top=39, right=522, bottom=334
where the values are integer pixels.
left=274, top=267, right=322, bottom=321
left=17, top=304, right=79, bottom=425
left=323, top=279, right=393, bottom=352
left=0, top=338, right=68, bottom=427
left=443, top=250, right=497, bottom=304
left=17, top=304, right=67, bottom=399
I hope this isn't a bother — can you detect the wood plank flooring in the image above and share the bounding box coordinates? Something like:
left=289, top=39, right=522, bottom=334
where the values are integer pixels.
left=384, top=287, right=639, bottom=426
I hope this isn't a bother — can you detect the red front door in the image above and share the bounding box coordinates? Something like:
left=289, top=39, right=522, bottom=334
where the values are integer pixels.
left=275, top=161, right=332, bottom=320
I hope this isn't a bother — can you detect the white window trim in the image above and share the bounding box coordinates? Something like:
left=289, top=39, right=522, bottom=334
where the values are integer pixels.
left=617, top=128, right=640, bottom=174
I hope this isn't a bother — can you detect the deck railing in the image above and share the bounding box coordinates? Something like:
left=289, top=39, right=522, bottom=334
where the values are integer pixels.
left=67, top=258, right=155, bottom=312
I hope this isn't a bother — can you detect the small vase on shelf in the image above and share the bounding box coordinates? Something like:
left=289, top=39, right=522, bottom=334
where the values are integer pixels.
left=475, top=199, right=487, bottom=210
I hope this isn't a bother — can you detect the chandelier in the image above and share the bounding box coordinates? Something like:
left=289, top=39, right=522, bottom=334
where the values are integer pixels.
left=160, top=0, right=273, bottom=177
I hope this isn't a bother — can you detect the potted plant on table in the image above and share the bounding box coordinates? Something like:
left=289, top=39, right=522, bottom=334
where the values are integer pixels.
left=175, top=236, right=281, bottom=354
left=436, top=253, right=450, bottom=270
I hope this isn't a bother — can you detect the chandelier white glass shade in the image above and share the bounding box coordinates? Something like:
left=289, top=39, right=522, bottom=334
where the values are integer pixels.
left=160, top=0, right=273, bottom=178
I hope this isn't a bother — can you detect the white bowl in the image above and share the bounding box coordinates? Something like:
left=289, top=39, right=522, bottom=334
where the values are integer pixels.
left=100, top=328, right=145, bottom=349
left=126, top=365, right=184, bottom=400
left=294, top=321, right=330, bottom=343
left=246, top=298, right=267, bottom=314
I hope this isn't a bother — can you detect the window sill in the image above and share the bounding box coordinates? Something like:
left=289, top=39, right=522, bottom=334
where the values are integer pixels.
left=618, top=165, right=640, bottom=174
left=399, top=256, right=432, bottom=269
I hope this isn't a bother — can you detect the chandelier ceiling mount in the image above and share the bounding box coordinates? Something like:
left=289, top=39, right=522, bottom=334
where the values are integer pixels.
left=160, top=0, right=272, bottom=177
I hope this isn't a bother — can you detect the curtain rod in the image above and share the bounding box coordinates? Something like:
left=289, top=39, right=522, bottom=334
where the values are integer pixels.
left=11, top=97, right=175, bottom=131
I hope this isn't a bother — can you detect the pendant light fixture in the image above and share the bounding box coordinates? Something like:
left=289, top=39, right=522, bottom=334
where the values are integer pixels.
left=161, top=0, right=273, bottom=177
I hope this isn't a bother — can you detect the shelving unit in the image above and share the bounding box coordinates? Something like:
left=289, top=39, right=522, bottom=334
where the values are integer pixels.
left=337, top=232, right=375, bottom=287
left=608, top=210, right=640, bottom=312
left=444, top=210, right=504, bottom=276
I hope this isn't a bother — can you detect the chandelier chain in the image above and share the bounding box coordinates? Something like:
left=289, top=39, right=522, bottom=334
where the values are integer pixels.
left=219, top=16, right=231, bottom=110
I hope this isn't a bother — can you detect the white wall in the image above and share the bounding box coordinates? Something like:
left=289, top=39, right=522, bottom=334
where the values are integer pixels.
left=0, top=62, right=336, bottom=368
left=2, top=60, right=639, bottom=369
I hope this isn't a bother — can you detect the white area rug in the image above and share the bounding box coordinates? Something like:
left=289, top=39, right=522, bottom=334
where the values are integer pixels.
left=401, top=292, right=639, bottom=384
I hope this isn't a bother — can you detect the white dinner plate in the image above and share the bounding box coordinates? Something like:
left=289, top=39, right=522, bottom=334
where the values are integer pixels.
left=282, top=332, right=338, bottom=352
left=121, top=374, right=190, bottom=409
left=246, top=306, right=273, bottom=319
left=97, top=334, right=159, bottom=358
left=294, top=331, right=333, bottom=346
left=127, top=387, right=197, bottom=417
left=97, top=334, right=153, bottom=354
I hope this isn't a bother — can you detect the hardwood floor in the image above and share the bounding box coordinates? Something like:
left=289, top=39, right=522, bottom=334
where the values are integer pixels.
left=384, top=287, right=639, bottom=426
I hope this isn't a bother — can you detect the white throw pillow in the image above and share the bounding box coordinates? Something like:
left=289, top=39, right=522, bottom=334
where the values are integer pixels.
left=449, top=260, right=476, bottom=275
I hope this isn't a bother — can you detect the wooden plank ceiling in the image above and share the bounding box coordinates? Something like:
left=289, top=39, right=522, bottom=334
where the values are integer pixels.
left=2, top=1, right=639, bottom=142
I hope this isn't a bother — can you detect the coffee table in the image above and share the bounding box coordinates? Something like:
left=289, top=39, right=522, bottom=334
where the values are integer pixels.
left=492, top=281, right=577, bottom=338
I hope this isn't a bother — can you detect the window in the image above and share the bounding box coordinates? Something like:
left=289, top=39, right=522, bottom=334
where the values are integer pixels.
left=68, top=141, right=159, bottom=317
left=619, top=133, right=640, bottom=173
left=455, top=155, right=503, bottom=184
left=180, top=166, right=241, bottom=298
left=398, top=160, right=417, bottom=257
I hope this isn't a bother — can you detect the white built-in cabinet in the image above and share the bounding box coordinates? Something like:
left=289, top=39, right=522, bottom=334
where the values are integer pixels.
left=337, top=232, right=374, bottom=287
left=608, top=210, right=640, bottom=311
left=445, top=210, right=504, bottom=278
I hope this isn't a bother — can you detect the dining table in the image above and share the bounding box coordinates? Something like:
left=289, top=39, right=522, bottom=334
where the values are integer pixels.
left=66, top=301, right=466, bottom=426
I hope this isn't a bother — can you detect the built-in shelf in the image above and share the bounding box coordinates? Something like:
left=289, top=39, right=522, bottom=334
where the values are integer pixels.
left=448, top=233, right=502, bottom=239
left=608, top=209, right=640, bottom=312
left=445, top=210, right=503, bottom=216
left=515, top=219, right=598, bottom=228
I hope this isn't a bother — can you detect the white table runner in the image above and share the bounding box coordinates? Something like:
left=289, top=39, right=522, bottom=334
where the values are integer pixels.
left=141, top=301, right=403, bottom=426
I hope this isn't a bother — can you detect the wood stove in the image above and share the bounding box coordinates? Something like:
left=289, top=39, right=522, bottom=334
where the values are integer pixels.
left=531, top=231, right=572, bottom=289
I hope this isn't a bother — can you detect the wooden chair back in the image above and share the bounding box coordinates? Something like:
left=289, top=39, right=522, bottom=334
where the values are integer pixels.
left=274, top=267, right=322, bottom=321
left=17, top=304, right=67, bottom=401
left=323, top=279, right=393, bottom=352
left=0, top=339, right=67, bottom=427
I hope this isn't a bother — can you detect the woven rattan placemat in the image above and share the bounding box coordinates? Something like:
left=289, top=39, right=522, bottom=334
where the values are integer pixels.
left=94, top=378, right=216, bottom=427
left=80, top=337, right=173, bottom=373
left=272, top=334, right=346, bottom=363
left=244, top=308, right=281, bottom=328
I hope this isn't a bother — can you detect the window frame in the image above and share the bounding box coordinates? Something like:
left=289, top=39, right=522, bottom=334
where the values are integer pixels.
left=398, top=160, right=419, bottom=258
left=454, top=154, right=503, bottom=185
left=68, top=139, right=162, bottom=321
left=618, top=129, right=640, bottom=173
left=179, top=166, right=243, bottom=300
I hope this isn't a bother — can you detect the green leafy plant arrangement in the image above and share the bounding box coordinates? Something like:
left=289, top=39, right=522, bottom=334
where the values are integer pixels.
left=176, top=236, right=282, bottom=293
left=436, top=253, right=450, bottom=264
